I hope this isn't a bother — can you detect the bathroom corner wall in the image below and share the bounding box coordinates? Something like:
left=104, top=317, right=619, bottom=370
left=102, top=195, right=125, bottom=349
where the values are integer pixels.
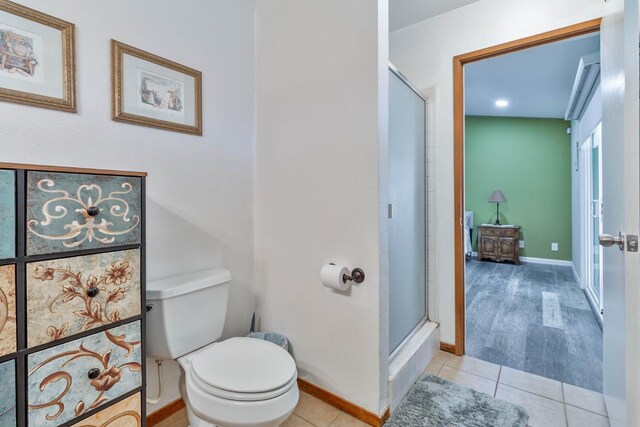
left=1, top=0, right=257, bottom=414
left=389, top=0, right=605, bottom=346
left=255, top=0, right=388, bottom=414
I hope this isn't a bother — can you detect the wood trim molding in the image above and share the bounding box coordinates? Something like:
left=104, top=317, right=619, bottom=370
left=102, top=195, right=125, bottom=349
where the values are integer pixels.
left=297, top=379, right=390, bottom=427
left=454, top=18, right=602, bottom=65
left=440, top=342, right=456, bottom=354
left=144, top=383, right=393, bottom=427
left=0, top=162, right=148, bottom=177
left=146, top=398, right=185, bottom=427
left=452, top=19, right=602, bottom=357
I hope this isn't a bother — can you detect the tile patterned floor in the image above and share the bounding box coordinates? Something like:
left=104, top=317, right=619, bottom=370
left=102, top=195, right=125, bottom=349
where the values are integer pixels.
left=425, top=351, right=610, bottom=427
left=154, top=352, right=610, bottom=427
left=153, top=391, right=369, bottom=427
left=465, top=259, right=603, bottom=392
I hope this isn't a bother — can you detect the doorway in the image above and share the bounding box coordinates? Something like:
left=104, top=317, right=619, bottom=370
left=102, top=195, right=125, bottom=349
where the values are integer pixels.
left=454, top=21, right=605, bottom=393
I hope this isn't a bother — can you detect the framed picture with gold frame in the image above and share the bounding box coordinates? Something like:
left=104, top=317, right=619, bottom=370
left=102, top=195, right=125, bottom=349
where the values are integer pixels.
left=111, top=40, right=202, bottom=135
left=0, top=1, right=76, bottom=112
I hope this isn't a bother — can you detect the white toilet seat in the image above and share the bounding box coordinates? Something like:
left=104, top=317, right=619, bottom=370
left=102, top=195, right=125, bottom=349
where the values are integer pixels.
left=191, top=337, right=297, bottom=396
left=190, top=368, right=298, bottom=402
left=178, top=337, right=299, bottom=427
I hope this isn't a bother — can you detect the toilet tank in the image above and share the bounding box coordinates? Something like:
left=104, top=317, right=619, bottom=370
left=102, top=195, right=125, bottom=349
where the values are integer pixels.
left=146, top=268, right=231, bottom=360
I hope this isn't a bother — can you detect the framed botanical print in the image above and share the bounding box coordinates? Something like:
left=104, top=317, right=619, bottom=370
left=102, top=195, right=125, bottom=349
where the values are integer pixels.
left=111, top=40, right=202, bottom=135
left=0, top=1, right=76, bottom=112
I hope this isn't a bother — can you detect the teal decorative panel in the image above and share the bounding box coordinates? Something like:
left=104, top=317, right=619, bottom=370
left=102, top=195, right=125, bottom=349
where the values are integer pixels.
left=26, top=249, right=141, bottom=347
left=0, top=170, right=15, bottom=260
left=0, top=359, right=16, bottom=427
left=28, top=321, right=142, bottom=426
left=26, top=171, right=142, bottom=255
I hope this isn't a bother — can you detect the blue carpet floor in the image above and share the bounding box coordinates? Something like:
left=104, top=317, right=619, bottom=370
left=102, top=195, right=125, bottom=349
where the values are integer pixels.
left=465, top=259, right=603, bottom=392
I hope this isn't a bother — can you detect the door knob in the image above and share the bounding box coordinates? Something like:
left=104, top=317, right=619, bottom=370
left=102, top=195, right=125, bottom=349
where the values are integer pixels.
left=599, top=232, right=625, bottom=251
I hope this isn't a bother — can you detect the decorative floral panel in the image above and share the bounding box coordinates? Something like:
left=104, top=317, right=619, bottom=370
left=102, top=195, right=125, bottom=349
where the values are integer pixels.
left=26, top=250, right=141, bottom=348
left=71, top=392, right=141, bottom=427
left=0, top=170, right=15, bottom=260
left=26, top=171, right=141, bottom=255
left=28, top=321, right=142, bottom=426
left=0, top=359, right=16, bottom=427
left=0, top=265, right=16, bottom=357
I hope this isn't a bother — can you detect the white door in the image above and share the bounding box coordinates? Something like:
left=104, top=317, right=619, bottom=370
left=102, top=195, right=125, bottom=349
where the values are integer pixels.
left=600, top=0, right=639, bottom=425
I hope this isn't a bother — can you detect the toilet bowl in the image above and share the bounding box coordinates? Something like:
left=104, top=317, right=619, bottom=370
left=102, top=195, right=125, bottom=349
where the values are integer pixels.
left=146, top=268, right=299, bottom=427
left=178, top=337, right=298, bottom=427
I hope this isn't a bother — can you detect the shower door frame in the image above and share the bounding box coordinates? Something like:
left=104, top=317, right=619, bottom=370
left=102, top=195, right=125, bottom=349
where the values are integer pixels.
left=582, top=123, right=604, bottom=321
left=388, top=63, right=429, bottom=359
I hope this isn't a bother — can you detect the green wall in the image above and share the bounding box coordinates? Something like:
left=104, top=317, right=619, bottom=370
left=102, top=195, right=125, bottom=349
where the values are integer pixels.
left=465, top=116, right=572, bottom=261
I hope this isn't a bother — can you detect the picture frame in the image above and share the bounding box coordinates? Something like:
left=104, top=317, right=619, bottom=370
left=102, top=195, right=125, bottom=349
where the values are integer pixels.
left=111, top=40, right=202, bottom=135
left=0, top=0, right=76, bottom=112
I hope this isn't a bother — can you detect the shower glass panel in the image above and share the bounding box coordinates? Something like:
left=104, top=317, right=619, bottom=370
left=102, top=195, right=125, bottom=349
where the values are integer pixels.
left=589, top=123, right=603, bottom=314
left=388, top=66, right=427, bottom=355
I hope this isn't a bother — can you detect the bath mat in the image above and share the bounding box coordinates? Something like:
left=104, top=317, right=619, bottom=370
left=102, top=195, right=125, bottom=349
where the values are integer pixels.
left=384, top=375, right=528, bottom=427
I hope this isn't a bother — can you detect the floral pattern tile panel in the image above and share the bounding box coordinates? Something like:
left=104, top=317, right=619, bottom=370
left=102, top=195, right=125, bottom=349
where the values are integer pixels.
left=26, top=249, right=141, bottom=347
left=26, top=171, right=141, bottom=255
left=0, top=359, right=16, bottom=427
left=0, top=265, right=16, bottom=357
left=0, top=170, right=15, bottom=260
left=28, top=321, right=142, bottom=427
left=71, top=392, right=141, bottom=427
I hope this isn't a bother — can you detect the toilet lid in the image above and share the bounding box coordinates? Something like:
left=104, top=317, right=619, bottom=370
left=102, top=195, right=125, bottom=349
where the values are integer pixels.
left=191, top=337, right=297, bottom=394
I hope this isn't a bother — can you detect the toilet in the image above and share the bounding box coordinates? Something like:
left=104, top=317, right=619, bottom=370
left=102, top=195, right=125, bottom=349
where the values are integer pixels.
left=146, top=268, right=299, bottom=427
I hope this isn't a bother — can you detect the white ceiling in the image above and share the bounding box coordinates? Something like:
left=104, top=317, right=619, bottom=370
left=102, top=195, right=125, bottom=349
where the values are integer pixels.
left=389, top=0, right=482, bottom=32
left=465, top=34, right=601, bottom=119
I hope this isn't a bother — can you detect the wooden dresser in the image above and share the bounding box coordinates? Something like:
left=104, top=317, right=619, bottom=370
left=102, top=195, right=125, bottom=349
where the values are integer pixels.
left=477, top=224, right=521, bottom=265
left=0, top=163, right=146, bottom=427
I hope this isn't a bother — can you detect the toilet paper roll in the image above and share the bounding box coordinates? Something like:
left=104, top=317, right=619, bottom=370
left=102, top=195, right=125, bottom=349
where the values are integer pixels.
left=321, top=264, right=350, bottom=291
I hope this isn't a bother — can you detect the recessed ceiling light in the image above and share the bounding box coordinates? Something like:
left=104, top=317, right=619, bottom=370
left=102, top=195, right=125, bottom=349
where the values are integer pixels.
left=495, top=99, right=509, bottom=108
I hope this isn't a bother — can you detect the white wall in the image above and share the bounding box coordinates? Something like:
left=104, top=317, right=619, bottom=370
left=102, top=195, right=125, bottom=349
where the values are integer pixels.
left=390, top=0, right=605, bottom=344
left=1, top=0, right=257, bottom=414
left=571, top=85, right=602, bottom=288
left=255, top=0, right=388, bottom=414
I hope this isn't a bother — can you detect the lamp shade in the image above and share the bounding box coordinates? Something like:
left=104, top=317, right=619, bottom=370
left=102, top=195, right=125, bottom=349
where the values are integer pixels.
left=488, top=190, right=507, bottom=203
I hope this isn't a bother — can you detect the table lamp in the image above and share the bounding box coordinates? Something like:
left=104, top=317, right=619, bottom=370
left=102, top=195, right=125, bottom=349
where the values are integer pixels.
left=489, top=190, right=507, bottom=225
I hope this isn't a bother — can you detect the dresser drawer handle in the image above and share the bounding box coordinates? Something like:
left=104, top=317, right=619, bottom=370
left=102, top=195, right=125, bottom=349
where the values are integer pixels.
left=86, top=206, right=100, bottom=216
left=88, top=368, right=101, bottom=380
left=86, top=287, right=100, bottom=298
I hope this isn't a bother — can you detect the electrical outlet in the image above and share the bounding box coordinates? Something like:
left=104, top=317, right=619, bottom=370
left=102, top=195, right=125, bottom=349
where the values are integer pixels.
left=551, top=243, right=559, bottom=252
left=519, top=240, right=525, bottom=248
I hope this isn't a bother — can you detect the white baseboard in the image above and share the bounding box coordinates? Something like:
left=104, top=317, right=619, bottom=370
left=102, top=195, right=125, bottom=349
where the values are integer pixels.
left=470, top=252, right=572, bottom=267
left=520, top=256, right=573, bottom=267
left=572, top=264, right=582, bottom=287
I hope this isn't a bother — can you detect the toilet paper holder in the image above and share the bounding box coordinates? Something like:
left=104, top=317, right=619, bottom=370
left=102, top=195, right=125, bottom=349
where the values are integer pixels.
left=330, top=264, right=366, bottom=284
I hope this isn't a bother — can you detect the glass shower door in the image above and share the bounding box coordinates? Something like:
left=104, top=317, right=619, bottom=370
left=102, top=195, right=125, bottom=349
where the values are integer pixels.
left=588, top=123, right=603, bottom=315
left=388, top=67, right=427, bottom=355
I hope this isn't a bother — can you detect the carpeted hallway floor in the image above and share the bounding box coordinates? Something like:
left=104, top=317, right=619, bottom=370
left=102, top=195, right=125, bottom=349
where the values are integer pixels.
left=465, top=259, right=603, bottom=392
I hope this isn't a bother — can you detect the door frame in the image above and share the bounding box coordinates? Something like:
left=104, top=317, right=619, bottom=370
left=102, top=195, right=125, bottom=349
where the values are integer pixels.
left=452, top=18, right=602, bottom=356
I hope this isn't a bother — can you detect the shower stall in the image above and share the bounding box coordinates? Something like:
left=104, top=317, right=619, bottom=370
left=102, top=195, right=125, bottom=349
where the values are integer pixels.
left=388, top=64, right=428, bottom=356
left=387, top=63, right=436, bottom=411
